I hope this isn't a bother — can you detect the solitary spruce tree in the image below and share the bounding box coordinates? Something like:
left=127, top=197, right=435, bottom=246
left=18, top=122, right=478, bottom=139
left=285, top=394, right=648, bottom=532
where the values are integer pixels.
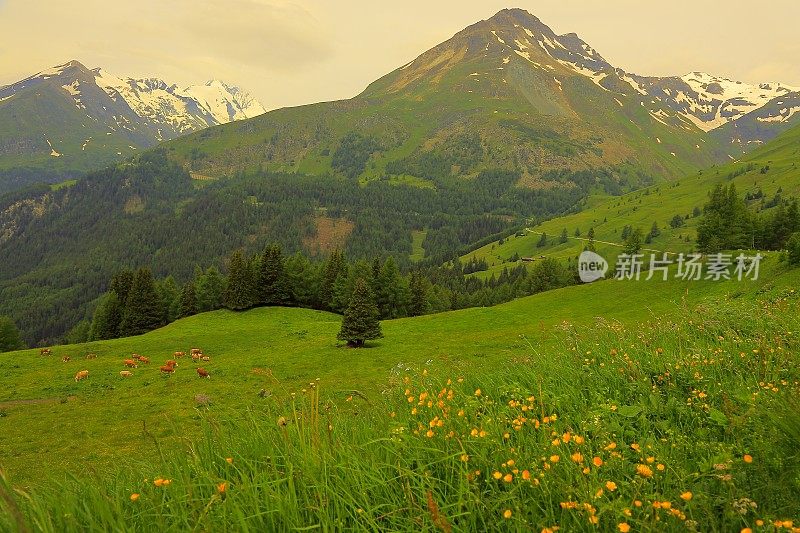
left=337, top=278, right=383, bottom=347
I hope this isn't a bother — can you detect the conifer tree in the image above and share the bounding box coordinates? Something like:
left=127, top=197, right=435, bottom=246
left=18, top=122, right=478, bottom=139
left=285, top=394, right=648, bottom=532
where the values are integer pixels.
left=337, top=278, right=383, bottom=347
left=258, top=243, right=290, bottom=305
left=179, top=280, right=198, bottom=318
left=0, top=316, right=24, bottom=353
left=224, top=250, right=255, bottom=310
left=320, top=250, right=346, bottom=310
left=120, top=268, right=164, bottom=336
left=408, top=271, right=429, bottom=317
left=285, top=252, right=319, bottom=307
left=559, top=228, right=569, bottom=244
left=375, top=256, right=407, bottom=319
left=196, top=266, right=225, bottom=312
left=89, top=291, right=123, bottom=340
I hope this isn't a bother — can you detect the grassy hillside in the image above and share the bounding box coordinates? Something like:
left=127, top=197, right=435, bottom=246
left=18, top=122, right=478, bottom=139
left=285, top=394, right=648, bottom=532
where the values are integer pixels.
left=463, top=120, right=800, bottom=279
left=1, top=257, right=798, bottom=530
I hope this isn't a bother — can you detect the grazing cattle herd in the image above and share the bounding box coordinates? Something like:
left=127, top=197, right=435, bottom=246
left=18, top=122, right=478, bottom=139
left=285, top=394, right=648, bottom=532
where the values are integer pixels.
left=38, top=346, right=212, bottom=382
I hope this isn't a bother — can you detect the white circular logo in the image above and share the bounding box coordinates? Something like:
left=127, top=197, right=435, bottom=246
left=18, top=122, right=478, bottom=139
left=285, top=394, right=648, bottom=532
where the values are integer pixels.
left=578, top=251, right=608, bottom=283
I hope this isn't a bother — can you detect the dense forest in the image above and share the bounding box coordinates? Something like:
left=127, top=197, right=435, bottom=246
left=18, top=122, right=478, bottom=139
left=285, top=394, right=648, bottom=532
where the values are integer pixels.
left=76, top=245, right=577, bottom=345
left=0, top=149, right=598, bottom=345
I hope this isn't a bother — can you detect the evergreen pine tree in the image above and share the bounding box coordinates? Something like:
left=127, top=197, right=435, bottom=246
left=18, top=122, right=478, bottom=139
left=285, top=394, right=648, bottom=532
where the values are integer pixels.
left=559, top=228, right=569, bottom=244
left=196, top=266, right=225, bottom=311
left=89, top=291, right=123, bottom=340
left=258, top=244, right=290, bottom=305
left=285, top=252, right=320, bottom=307
left=408, top=271, right=429, bottom=317
left=320, top=250, right=345, bottom=310
left=537, top=232, right=548, bottom=248
left=224, top=250, right=255, bottom=310
left=120, top=268, right=164, bottom=336
left=0, top=315, right=24, bottom=352
left=585, top=227, right=596, bottom=252
left=623, top=228, right=644, bottom=255
left=179, top=281, right=198, bottom=318
left=375, top=257, right=406, bottom=319
left=158, top=276, right=181, bottom=324
left=337, top=278, right=383, bottom=347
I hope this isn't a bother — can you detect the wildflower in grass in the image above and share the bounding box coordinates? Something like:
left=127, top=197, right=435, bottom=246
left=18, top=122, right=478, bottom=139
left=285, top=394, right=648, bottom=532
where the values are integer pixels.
left=503, top=473, right=513, bottom=483
left=130, top=493, right=140, bottom=502
left=226, top=457, right=233, bottom=464
left=153, top=478, right=171, bottom=487
left=657, top=464, right=665, bottom=471
left=493, top=471, right=502, bottom=480
left=634, top=501, right=642, bottom=507
left=605, top=481, right=617, bottom=491
left=562, top=432, right=571, bottom=443
left=522, top=470, right=531, bottom=480
left=503, top=509, right=512, bottom=519
left=574, top=436, right=585, bottom=444
left=426, top=429, right=434, bottom=438
left=217, top=482, right=227, bottom=494
left=631, top=443, right=640, bottom=452
left=571, top=452, right=584, bottom=463
left=618, top=523, right=631, bottom=532
left=741, top=529, right=752, bottom=533
left=593, top=457, right=603, bottom=467
left=474, top=389, right=482, bottom=397
left=550, top=455, right=560, bottom=463
left=681, top=491, right=693, bottom=501
left=636, top=464, right=653, bottom=478
left=646, top=456, right=655, bottom=464
left=277, top=416, right=287, bottom=427
left=743, top=454, right=753, bottom=463
left=605, top=442, right=617, bottom=451
left=460, top=454, right=469, bottom=462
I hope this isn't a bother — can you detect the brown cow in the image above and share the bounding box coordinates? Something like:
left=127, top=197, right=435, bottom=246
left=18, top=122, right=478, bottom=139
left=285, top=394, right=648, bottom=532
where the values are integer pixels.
left=74, top=370, right=89, bottom=382
left=174, top=351, right=186, bottom=358
left=62, top=356, right=71, bottom=363
left=160, top=365, right=175, bottom=374
left=165, top=360, right=177, bottom=368
left=124, top=359, right=138, bottom=368
left=85, top=353, right=97, bottom=359
left=131, top=353, right=142, bottom=360
left=190, top=348, right=202, bottom=355
left=191, top=353, right=202, bottom=362
left=201, top=356, right=210, bottom=362
left=119, top=370, right=133, bottom=378
left=196, top=367, right=210, bottom=378
left=40, top=348, right=52, bottom=356
left=138, top=356, right=150, bottom=364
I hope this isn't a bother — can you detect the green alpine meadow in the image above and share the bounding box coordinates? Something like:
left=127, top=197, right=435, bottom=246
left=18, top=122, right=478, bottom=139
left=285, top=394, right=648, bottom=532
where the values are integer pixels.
left=0, top=4, right=799, bottom=532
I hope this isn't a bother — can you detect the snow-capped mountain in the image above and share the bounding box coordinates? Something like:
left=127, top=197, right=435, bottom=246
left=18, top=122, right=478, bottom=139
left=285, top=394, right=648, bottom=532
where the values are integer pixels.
left=0, top=60, right=266, bottom=190
left=92, top=69, right=266, bottom=140
left=444, top=9, right=800, bottom=149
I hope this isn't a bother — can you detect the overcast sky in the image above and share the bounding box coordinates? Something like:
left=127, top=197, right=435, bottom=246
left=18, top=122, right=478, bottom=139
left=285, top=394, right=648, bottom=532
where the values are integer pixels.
left=1, top=1, right=798, bottom=110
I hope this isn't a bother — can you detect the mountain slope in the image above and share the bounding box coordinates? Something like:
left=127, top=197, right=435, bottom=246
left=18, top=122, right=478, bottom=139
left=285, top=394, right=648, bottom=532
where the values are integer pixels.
left=168, top=9, right=733, bottom=190
left=463, top=119, right=800, bottom=279
left=0, top=61, right=265, bottom=192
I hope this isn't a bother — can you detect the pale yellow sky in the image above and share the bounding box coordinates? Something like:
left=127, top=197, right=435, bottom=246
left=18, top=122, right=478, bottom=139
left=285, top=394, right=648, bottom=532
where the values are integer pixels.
left=1, top=1, right=798, bottom=110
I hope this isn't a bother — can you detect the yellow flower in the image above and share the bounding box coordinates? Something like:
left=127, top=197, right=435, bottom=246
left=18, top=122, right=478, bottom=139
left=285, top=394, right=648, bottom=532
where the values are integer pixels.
left=743, top=454, right=753, bottom=463
left=426, top=430, right=434, bottom=438
left=618, top=523, right=631, bottom=532
left=571, top=452, right=584, bottom=463
left=130, top=493, right=140, bottom=502
left=593, top=457, right=603, bottom=467
left=605, top=481, right=617, bottom=491
left=503, top=473, right=513, bottom=483
left=153, top=478, right=171, bottom=487
left=656, top=464, right=665, bottom=471
left=636, top=464, right=653, bottom=478
left=631, top=443, right=640, bottom=452
left=460, top=454, right=469, bottom=462
left=493, top=471, right=502, bottom=480
left=741, top=529, right=752, bottom=533
left=503, top=509, right=512, bottom=519
left=549, top=455, right=560, bottom=463
left=522, top=470, right=531, bottom=480
left=226, top=457, right=233, bottom=464
left=680, top=491, right=692, bottom=501
left=217, top=482, right=228, bottom=494
left=474, top=389, right=482, bottom=397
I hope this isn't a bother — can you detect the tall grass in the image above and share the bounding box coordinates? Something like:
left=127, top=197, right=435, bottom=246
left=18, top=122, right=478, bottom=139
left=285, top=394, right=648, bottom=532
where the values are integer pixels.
left=2, top=293, right=799, bottom=532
